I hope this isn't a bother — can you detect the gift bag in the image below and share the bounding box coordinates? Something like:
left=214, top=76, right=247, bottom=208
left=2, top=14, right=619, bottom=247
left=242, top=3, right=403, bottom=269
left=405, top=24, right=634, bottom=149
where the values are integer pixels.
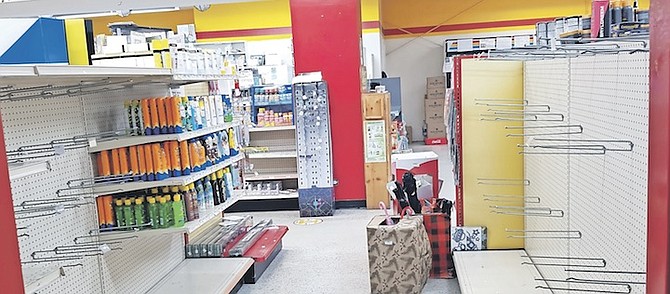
left=367, top=208, right=432, bottom=294
left=423, top=213, right=455, bottom=278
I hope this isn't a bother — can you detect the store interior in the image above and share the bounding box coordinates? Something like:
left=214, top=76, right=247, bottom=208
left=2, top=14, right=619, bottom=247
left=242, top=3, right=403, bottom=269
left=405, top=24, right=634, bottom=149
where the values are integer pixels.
left=0, top=0, right=664, bottom=293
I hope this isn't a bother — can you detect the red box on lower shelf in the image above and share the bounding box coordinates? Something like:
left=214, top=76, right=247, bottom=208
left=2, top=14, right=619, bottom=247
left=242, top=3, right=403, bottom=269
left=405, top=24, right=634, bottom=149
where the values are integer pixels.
left=424, top=137, right=447, bottom=145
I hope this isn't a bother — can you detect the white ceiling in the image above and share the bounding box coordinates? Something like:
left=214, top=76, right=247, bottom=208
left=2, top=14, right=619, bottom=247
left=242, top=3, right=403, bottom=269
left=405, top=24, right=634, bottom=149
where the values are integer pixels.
left=0, top=0, right=259, bottom=18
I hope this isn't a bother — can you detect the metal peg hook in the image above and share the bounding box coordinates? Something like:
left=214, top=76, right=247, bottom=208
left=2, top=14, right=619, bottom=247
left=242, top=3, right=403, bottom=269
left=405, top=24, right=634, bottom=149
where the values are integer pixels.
left=533, top=139, right=634, bottom=152
left=522, top=255, right=607, bottom=268
left=535, top=278, right=631, bottom=294
left=505, top=229, right=582, bottom=239
left=475, top=99, right=528, bottom=104
left=568, top=277, right=645, bottom=286
left=75, top=235, right=138, bottom=244
left=565, top=269, right=646, bottom=275
left=477, top=178, right=530, bottom=186
left=18, top=197, right=84, bottom=208
left=506, top=124, right=584, bottom=137
left=519, top=143, right=608, bottom=155
left=483, top=194, right=541, bottom=203
left=492, top=207, right=564, bottom=218
left=21, top=256, right=83, bottom=264
left=89, top=222, right=152, bottom=234
left=487, top=108, right=550, bottom=113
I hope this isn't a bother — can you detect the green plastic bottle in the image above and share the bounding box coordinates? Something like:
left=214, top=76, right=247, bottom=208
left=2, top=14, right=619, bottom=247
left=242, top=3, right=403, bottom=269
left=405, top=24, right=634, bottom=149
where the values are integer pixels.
left=157, top=196, right=167, bottom=228
left=123, top=198, right=135, bottom=228
left=172, top=194, right=186, bottom=227
left=134, top=197, right=146, bottom=229
left=146, top=196, right=159, bottom=229
left=171, top=186, right=185, bottom=224
left=164, top=193, right=174, bottom=226
left=114, top=198, right=125, bottom=228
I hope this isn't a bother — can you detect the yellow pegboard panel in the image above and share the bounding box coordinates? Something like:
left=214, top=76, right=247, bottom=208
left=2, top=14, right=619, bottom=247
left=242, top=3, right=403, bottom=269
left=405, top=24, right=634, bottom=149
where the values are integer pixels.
left=461, top=59, right=524, bottom=249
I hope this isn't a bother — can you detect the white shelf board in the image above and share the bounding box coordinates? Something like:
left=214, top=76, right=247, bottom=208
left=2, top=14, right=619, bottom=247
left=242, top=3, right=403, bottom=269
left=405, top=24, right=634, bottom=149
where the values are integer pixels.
left=244, top=172, right=298, bottom=181
left=9, top=160, right=51, bottom=181
left=92, top=153, right=245, bottom=195
left=246, top=151, right=296, bottom=159
left=34, top=65, right=172, bottom=78
left=453, top=250, right=547, bottom=294
left=0, top=65, right=37, bottom=77
left=239, top=191, right=298, bottom=201
left=89, top=121, right=240, bottom=153
left=248, top=125, right=295, bottom=133
left=23, top=265, right=62, bottom=294
left=147, top=258, right=254, bottom=294
left=98, top=192, right=241, bottom=240
left=172, top=73, right=235, bottom=81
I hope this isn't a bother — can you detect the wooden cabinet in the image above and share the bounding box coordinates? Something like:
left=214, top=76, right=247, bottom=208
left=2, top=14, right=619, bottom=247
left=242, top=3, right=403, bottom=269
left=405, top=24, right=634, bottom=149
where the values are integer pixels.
left=362, top=93, right=392, bottom=209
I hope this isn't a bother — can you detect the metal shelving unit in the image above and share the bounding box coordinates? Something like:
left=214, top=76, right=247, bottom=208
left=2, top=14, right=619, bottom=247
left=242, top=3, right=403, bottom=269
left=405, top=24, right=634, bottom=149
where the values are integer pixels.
left=92, top=153, right=245, bottom=195
left=246, top=151, right=296, bottom=159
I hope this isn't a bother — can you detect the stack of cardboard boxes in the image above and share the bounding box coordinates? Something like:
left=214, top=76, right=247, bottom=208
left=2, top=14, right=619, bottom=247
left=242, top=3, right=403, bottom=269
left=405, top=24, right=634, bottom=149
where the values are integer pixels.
left=424, top=76, right=447, bottom=145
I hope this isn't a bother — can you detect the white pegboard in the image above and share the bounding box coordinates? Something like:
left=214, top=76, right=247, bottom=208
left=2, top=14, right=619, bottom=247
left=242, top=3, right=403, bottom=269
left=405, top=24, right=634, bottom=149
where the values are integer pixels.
left=522, top=52, right=648, bottom=293
left=523, top=58, right=571, bottom=282
left=294, top=82, right=333, bottom=188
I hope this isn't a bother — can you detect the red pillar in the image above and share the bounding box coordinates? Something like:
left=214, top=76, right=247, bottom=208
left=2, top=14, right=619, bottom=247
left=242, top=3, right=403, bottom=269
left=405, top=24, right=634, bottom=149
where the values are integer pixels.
left=289, top=0, right=365, bottom=203
left=0, top=116, right=24, bottom=292
left=648, top=0, right=670, bottom=292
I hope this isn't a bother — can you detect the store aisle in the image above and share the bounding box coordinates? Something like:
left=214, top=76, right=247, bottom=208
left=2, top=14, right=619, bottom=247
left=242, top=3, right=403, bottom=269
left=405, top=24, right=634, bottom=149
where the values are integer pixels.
left=233, top=209, right=461, bottom=294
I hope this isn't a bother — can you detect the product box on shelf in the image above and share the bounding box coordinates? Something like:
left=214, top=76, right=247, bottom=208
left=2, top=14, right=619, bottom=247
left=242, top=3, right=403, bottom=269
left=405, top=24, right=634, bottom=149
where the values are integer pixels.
left=426, top=76, right=446, bottom=89
left=451, top=226, right=487, bottom=251
left=0, top=17, right=68, bottom=64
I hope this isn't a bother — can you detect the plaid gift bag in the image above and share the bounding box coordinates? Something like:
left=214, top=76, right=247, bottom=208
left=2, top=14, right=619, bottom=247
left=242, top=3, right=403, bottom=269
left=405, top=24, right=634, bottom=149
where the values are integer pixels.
left=423, top=213, right=455, bottom=278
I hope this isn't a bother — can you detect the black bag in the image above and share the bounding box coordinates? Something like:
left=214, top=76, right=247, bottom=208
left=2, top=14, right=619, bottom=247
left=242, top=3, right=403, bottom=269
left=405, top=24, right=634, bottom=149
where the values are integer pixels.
left=392, top=181, right=410, bottom=210
left=402, top=172, right=421, bottom=213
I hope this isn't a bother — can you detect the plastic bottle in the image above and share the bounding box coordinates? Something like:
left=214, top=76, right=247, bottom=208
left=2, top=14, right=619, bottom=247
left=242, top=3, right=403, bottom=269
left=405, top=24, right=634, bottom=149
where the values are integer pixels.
left=157, top=97, right=169, bottom=134
left=98, top=150, right=111, bottom=177
left=204, top=178, right=214, bottom=209
left=181, top=96, right=193, bottom=132
left=124, top=100, right=135, bottom=135
left=148, top=98, right=161, bottom=135
left=157, top=196, right=168, bottom=228
left=179, top=140, right=191, bottom=175
left=172, top=193, right=186, bottom=227
left=165, top=97, right=176, bottom=134
left=215, top=94, right=225, bottom=125
left=128, top=146, right=140, bottom=181
left=138, top=145, right=147, bottom=181
left=228, top=128, right=238, bottom=156
left=172, top=97, right=183, bottom=133
left=119, top=147, right=129, bottom=175
left=163, top=187, right=174, bottom=226
left=134, top=197, right=146, bottom=229
left=144, top=144, right=155, bottom=181
left=188, top=140, right=201, bottom=172
left=216, top=132, right=227, bottom=161
left=146, top=196, right=159, bottom=229
left=168, top=141, right=182, bottom=177
left=210, top=173, right=220, bottom=206
left=223, top=168, right=234, bottom=200
left=611, top=0, right=623, bottom=24
left=216, top=170, right=226, bottom=202
left=188, top=183, right=200, bottom=219
left=111, top=148, right=121, bottom=175
left=114, top=198, right=125, bottom=227
left=151, top=143, right=164, bottom=180
left=198, top=96, right=208, bottom=128
left=141, top=99, right=153, bottom=135
left=622, top=0, right=634, bottom=22
left=220, top=130, right=230, bottom=158
left=123, top=198, right=136, bottom=228
left=208, top=95, right=218, bottom=126
left=180, top=185, right=195, bottom=221
left=195, top=180, right=206, bottom=215
left=197, top=140, right=208, bottom=168
left=132, top=100, right=144, bottom=136
left=189, top=96, right=202, bottom=130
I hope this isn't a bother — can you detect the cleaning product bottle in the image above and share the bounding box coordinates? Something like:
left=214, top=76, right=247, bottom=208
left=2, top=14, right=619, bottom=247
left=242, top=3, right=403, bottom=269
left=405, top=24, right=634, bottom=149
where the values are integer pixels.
left=204, top=178, right=214, bottom=209
left=149, top=98, right=161, bottom=135
left=228, top=128, right=238, bottom=156
left=163, top=187, right=174, bottom=226
left=180, top=185, right=195, bottom=221
left=172, top=194, right=186, bottom=227
left=114, top=198, right=125, bottom=228
left=146, top=196, right=159, bottom=229
left=134, top=197, right=146, bottom=229
left=188, top=183, right=200, bottom=219
left=210, top=173, right=220, bottom=206
left=216, top=170, right=226, bottom=202
left=157, top=196, right=168, bottom=228
left=128, top=145, right=140, bottom=181
left=111, top=148, right=121, bottom=175
left=123, top=198, right=136, bottom=228
left=220, top=130, right=230, bottom=158
left=141, top=98, right=153, bottom=135
left=195, top=180, right=206, bottom=215
left=144, top=144, right=155, bottom=181
left=179, top=140, right=191, bottom=175
left=216, top=132, right=226, bottom=161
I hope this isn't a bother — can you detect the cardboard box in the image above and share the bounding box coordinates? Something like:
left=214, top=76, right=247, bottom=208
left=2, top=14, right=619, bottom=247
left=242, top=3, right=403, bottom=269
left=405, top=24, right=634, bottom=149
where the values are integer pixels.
left=426, top=113, right=445, bottom=126
left=427, top=76, right=446, bottom=89
left=426, top=122, right=446, bottom=138
left=425, top=99, right=445, bottom=118
left=451, top=227, right=488, bottom=251
left=425, top=98, right=445, bottom=107
left=426, top=87, right=446, bottom=99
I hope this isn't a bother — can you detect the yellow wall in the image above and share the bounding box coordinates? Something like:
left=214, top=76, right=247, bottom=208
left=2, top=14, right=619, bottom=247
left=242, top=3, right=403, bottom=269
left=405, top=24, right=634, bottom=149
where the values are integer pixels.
left=90, top=10, right=195, bottom=36
left=382, top=0, right=651, bottom=37
left=194, top=0, right=291, bottom=41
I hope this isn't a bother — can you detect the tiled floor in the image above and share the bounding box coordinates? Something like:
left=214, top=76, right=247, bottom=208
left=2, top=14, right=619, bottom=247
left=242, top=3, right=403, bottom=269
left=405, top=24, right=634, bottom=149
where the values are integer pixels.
left=235, top=144, right=460, bottom=294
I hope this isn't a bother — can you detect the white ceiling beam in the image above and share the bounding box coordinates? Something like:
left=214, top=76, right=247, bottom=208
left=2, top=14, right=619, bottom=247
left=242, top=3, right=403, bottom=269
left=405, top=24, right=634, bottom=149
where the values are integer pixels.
left=0, top=0, right=259, bottom=18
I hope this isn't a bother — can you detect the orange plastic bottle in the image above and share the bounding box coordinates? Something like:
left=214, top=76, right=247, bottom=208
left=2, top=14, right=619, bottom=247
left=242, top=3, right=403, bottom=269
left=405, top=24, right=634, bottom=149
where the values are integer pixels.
left=144, top=144, right=155, bottom=181
left=179, top=140, right=191, bottom=175
left=128, top=145, right=140, bottom=181
left=148, top=98, right=160, bottom=135
left=110, top=148, right=121, bottom=175
left=171, top=97, right=183, bottom=133
left=157, top=97, right=169, bottom=134
left=140, top=99, right=152, bottom=135
left=119, top=147, right=129, bottom=175
left=169, top=141, right=182, bottom=177
left=138, top=145, right=147, bottom=181
left=98, top=150, right=111, bottom=177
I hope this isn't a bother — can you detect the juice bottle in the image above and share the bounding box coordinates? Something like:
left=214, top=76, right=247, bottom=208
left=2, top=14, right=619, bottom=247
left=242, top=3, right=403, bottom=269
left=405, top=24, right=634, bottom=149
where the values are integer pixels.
left=114, top=198, right=125, bottom=227
left=189, top=139, right=201, bottom=172
left=138, top=145, right=147, bottom=181
left=102, top=196, right=114, bottom=228
left=119, top=147, right=129, bottom=175
left=96, top=197, right=105, bottom=229
left=171, top=97, right=183, bottom=133
left=146, top=196, right=159, bottom=229
left=98, top=150, right=111, bottom=177
left=151, top=143, right=164, bottom=180
left=134, top=197, right=145, bottom=229
left=180, top=185, right=195, bottom=221
left=168, top=141, right=182, bottom=177
left=165, top=97, right=175, bottom=134
left=172, top=193, right=186, bottom=227
left=123, top=198, right=136, bottom=228
left=144, top=144, right=155, bottom=181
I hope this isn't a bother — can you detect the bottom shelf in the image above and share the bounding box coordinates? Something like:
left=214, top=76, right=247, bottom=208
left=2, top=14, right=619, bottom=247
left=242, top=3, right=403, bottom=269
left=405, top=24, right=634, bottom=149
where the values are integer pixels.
left=23, top=265, right=62, bottom=294
left=453, top=250, right=547, bottom=294
left=147, top=258, right=254, bottom=294
left=239, top=191, right=298, bottom=201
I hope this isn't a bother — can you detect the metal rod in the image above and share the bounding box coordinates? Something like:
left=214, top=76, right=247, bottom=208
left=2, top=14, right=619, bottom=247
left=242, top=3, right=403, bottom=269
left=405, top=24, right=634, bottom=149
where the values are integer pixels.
left=568, top=277, right=645, bottom=286
left=506, top=124, right=584, bottom=137
left=482, top=194, right=541, bottom=203
left=566, top=269, right=646, bottom=275
left=21, top=256, right=83, bottom=264
left=533, top=139, right=634, bottom=152
left=522, top=255, right=607, bottom=267
left=481, top=115, right=564, bottom=122
left=535, top=279, right=631, bottom=294
left=487, top=108, right=550, bottom=113
left=477, top=178, right=530, bottom=186
left=74, top=235, right=137, bottom=244
left=505, top=229, right=582, bottom=239
left=89, top=222, right=152, bottom=234
left=475, top=99, right=528, bottom=104
left=493, top=209, right=564, bottom=217
left=19, top=197, right=83, bottom=208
